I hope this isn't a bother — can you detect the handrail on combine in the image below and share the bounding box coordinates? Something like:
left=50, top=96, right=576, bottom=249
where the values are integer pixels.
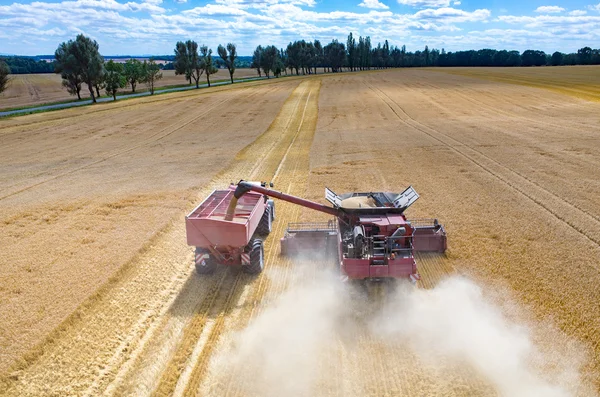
left=286, top=221, right=338, bottom=233
left=408, top=218, right=442, bottom=229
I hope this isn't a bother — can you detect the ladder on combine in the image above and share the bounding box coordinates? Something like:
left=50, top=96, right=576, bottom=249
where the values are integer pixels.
left=372, top=235, right=387, bottom=265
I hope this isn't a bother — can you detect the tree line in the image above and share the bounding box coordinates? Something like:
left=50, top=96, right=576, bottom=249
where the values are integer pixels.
left=48, top=36, right=241, bottom=102
left=250, top=33, right=600, bottom=77
left=53, top=34, right=163, bottom=102
left=171, top=40, right=236, bottom=88
left=0, top=56, right=55, bottom=74
left=1, top=32, right=599, bottom=98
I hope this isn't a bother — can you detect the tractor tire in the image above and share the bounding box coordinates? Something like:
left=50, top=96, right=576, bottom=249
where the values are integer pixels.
left=256, top=204, right=273, bottom=236
left=243, top=239, right=264, bottom=274
left=195, top=248, right=218, bottom=275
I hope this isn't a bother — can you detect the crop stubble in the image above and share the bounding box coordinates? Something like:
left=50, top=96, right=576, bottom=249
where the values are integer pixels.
left=1, top=68, right=600, bottom=395
left=309, top=69, right=600, bottom=393
left=0, top=78, right=298, bottom=394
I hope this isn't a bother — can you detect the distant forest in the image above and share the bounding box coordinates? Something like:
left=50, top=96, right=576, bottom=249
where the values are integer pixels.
left=2, top=33, right=599, bottom=74
left=0, top=55, right=254, bottom=74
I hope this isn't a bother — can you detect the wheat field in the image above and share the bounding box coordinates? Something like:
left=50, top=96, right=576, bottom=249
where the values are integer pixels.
left=1, top=67, right=599, bottom=396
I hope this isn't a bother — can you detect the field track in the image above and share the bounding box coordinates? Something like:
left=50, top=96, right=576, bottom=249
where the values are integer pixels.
left=1, top=68, right=600, bottom=396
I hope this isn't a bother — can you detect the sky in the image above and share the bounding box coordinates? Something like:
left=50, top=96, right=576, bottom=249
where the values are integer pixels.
left=0, top=0, right=599, bottom=56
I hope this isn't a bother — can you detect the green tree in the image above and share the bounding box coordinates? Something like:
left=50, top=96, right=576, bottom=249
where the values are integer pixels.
left=279, top=48, right=288, bottom=75
left=104, top=60, right=126, bottom=100
left=551, top=51, right=564, bottom=66
left=577, top=47, right=592, bottom=65
left=124, top=59, right=144, bottom=92
left=217, top=43, right=237, bottom=84
left=324, top=40, right=345, bottom=73
left=259, top=45, right=278, bottom=78
left=174, top=41, right=195, bottom=85
left=54, top=41, right=83, bottom=99
left=251, top=45, right=262, bottom=77
left=346, top=33, right=357, bottom=71
left=188, top=41, right=205, bottom=88
left=0, top=60, right=11, bottom=94
left=286, top=42, right=300, bottom=75
left=200, top=45, right=218, bottom=87
left=70, top=34, right=104, bottom=103
left=142, top=60, right=162, bottom=95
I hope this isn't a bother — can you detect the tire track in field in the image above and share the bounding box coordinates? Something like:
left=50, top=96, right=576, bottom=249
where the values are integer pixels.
left=101, top=80, right=320, bottom=397
left=212, top=96, right=321, bottom=396
left=0, top=99, right=185, bottom=192
left=366, top=82, right=600, bottom=261
left=154, top=83, right=311, bottom=397
left=0, top=76, right=286, bottom=132
left=0, top=82, right=296, bottom=397
left=0, top=86, right=261, bottom=201
left=398, top=77, right=600, bottom=232
left=101, top=82, right=310, bottom=396
left=182, top=80, right=321, bottom=397
left=415, top=79, right=600, bottom=168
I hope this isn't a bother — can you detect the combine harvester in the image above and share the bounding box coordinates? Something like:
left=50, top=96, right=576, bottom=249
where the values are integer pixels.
left=186, top=181, right=446, bottom=282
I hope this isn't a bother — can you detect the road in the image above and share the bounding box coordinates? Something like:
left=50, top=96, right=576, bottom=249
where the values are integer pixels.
left=0, top=76, right=265, bottom=118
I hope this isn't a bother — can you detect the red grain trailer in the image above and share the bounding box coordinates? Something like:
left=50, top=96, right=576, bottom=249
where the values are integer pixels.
left=186, top=183, right=274, bottom=274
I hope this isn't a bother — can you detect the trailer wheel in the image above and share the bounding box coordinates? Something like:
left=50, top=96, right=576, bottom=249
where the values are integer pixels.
left=195, top=248, right=217, bottom=274
left=243, top=239, right=264, bottom=274
left=256, top=204, right=273, bottom=236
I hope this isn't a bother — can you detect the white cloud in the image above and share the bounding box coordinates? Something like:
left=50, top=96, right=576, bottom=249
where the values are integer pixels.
left=358, top=0, right=389, bottom=10
left=589, top=3, right=600, bottom=11
left=183, top=4, right=249, bottom=16
left=215, top=0, right=316, bottom=9
left=397, top=0, right=451, bottom=8
left=0, top=0, right=597, bottom=56
left=498, top=14, right=600, bottom=28
left=414, top=7, right=491, bottom=23
left=535, top=6, right=565, bottom=14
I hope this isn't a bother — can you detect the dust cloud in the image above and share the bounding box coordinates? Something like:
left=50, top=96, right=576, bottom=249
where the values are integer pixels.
left=206, top=268, right=351, bottom=396
left=207, top=265, right=591, bottom=397
left=373, top=277, right=587, bottom=397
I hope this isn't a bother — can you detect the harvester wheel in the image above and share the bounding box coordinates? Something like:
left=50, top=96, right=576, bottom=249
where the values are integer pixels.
left=243, top=239, right=264, bottom=274
left=195, top=248, right=217, bottom=274
left=256, top=204, right=273, bottom=236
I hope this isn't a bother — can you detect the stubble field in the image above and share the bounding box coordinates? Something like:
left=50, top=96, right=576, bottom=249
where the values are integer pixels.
left=0, top=68, right=258, bottom=110
left=1, top=67, right=600, bottom=396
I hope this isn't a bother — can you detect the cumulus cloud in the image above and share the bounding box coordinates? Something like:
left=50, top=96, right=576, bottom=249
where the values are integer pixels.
left=415, top=7, right=491, bottom=23
left=0, top=0, right=597, bottom=55
left=397, top=0, right=451, bottom=7
left=535, top=5, right=565, bottom=13
left=359, top=0, right=389, bottom=10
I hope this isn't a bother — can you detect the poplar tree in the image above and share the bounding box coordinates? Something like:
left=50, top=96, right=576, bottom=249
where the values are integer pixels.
left=200, top=46, right=217, bottom=87
left=218, top=43, right=237, bottom=84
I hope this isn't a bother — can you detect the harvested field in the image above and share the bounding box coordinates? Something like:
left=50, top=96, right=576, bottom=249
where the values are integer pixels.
left=0, top=69, right=258, bottom=110
left=431, top=65, right=600, bottom=102
left=1, top=67, right=600, bottom=396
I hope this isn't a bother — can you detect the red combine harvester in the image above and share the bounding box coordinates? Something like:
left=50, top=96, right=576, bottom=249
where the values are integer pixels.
left=186, top=180, right=446, bottom=282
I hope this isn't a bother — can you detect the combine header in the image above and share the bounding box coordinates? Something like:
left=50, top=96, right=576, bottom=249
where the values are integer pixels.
left=186, top=181, right=446, bottom=282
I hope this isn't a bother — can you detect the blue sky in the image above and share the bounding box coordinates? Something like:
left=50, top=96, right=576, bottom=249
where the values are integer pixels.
left=0, top=0, right=599, bottom=55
